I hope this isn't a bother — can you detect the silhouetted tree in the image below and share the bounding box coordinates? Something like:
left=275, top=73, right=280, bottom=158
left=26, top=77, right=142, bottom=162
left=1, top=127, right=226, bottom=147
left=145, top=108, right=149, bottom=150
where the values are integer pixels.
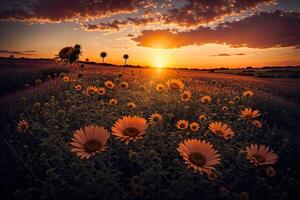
left=123, top=54, right=129, bottom=65
left=57, top=44, right=82, bottom=64
left=10, top=55, right=14, bottom=58
left=69, top=44, right=82, bottom=63
left=100, top=52, right=107, bottom=63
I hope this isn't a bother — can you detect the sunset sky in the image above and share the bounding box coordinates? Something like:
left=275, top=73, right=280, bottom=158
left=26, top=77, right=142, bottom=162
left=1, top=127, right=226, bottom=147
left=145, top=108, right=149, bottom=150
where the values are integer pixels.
left=0, top=0, right=300, bottom=68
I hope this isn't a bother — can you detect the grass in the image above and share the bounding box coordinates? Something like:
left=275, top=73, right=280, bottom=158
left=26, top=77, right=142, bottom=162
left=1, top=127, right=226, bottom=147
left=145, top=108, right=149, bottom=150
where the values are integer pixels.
left=215, top=67, right=300, bottom=79
left=0, top=61, right=299, bottom=200
left=0, top=58, right=70, bottom=96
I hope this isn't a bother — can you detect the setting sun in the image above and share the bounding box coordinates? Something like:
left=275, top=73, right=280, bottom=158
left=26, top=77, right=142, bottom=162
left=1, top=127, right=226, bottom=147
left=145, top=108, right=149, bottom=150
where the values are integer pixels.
left=154, top=55, right=167, bottom=68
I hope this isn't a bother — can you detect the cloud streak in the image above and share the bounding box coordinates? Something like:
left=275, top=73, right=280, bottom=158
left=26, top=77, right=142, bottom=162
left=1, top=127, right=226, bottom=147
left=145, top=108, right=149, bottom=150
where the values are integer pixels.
left=211, top=53, right=246, bottom=57
left=0, top=50, right=37, bottom=55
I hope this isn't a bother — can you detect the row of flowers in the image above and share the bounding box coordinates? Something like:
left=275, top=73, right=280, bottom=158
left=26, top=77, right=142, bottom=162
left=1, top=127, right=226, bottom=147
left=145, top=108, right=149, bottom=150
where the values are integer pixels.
left=64, top=75, right=254, bottom=102
left=68, top=115, right=278, bottom=178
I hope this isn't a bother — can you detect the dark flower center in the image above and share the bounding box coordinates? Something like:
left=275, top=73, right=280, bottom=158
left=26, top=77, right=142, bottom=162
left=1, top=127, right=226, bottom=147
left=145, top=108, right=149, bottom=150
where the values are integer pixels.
left=84, top=139, right=102, bottom=153
left=215, top=130, right=223, bottom=135
left=244, top=114, right=252, bottom=118
left=179, top=123, right=186, bottom=128
left=189, top=152, right=206, bottom=166
left=170, top=83, right=180, bottom=90
left=252, top=154, right=266, bottom=163
left=123, top=127, right=139, bottom=137
left=183, top=94, right=188, bottom=99
left=153, top=117, right=160, bottom=122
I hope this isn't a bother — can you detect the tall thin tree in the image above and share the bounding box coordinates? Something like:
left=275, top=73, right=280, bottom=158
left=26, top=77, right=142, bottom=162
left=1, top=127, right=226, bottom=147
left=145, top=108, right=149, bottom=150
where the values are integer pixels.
left=123, top=54, right=129, bottom=65
left=100, top=52, right=107, bottom=63
left=123, top=54, right=129, bottom=74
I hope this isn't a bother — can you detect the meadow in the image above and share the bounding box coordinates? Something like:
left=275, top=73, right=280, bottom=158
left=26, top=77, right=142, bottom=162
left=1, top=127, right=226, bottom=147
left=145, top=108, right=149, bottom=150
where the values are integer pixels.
left=214, top=67, right=300, bottom=79
left=1, top=59, right=299, bottom=200
left=0, top=58, right=69, bottom=95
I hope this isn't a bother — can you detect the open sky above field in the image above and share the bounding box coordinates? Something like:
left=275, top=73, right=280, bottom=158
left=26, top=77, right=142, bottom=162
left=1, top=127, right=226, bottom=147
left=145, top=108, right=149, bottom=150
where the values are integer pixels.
left=0, top=0, right=300, bottom=68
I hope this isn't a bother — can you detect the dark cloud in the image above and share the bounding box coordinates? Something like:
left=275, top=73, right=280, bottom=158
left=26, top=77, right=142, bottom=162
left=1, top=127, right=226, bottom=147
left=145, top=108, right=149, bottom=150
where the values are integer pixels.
left=211, top=53, right=246, bottom=57
left=126, top=34, right=135, bottom=37
left=82, top=14, right=162, bottom=31
left=133, top=11, right=300, bottom=49
left=81, top=0, right=275, bottom=31
left=82, top=20, right=130, bottom=31
left=0, top=0, right=145, bottom=23
left=162, top=0, right=276, bottom=26
left=0, top=49, right=36, bottom=55
left=0, top=0, right=276, bottom=29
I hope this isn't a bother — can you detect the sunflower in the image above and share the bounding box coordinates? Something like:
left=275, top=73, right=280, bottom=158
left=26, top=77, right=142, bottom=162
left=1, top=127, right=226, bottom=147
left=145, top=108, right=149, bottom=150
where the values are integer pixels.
left=104, top=80, right=115, bottom=89
left=200, top=95, right=212, bottom=103
left=198, top=114, right=207, bottom=121
left=181, top=90, right=192, bottom=102
left=127, top=102, right=137, bottom=109
left=70, top=125, right=110, bottom=159
left=176, top=120, right=189, bottom=130
left=252, top=120, right=262, bottom=128
left=112, top=116, right=148, bottom=144
left=222, top=106, right=228, bottom=112
left=245, top=144, right=278, bottom=166
left=85, top=86, right=99, bottom=96
left=120, top=82, right=129, bottom=89
left=177, top=139, right=221, bottom=175
left=98, top=87, right=106, bottom=95
left=109, top=99, right=118, bottom=106
left=74, top=84, right=82, bottom=91
left=156, top=84, right=164, bottom=92
left=63, top=76, right=70, bottom=82
left=240, top=108, right=261, bottom=119
left=17, top=119, right=29, bottom=133
left=166, top=79, right=184, bottom=91
left=266, top=166, right=276, bottom=177
left=243, top=90, right=254, bottom=97
left=233, top=96, right=240, bottom=101
left=208, top=122, right=235, bottom=139
left=149, top=113, right=163, bottom=124
left=190, top=122, right=200, bottom=132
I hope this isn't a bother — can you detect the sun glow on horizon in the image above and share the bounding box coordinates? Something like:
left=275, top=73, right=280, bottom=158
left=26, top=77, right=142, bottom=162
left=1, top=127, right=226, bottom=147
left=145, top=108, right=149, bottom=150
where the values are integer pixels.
left=152, top=51, right=171, bottom=68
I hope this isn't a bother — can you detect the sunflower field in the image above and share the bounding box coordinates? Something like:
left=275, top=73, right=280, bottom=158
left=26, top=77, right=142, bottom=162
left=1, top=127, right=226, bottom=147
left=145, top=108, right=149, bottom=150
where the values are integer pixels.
left=1, top=65, right=299, bottom=200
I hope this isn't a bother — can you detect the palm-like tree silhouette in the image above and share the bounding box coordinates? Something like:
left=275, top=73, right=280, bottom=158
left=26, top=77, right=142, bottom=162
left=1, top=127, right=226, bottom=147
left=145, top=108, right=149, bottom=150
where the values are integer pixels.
left=100, top=51, right=107, bottom=63
left=123, top=54, right=129, bottom=65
